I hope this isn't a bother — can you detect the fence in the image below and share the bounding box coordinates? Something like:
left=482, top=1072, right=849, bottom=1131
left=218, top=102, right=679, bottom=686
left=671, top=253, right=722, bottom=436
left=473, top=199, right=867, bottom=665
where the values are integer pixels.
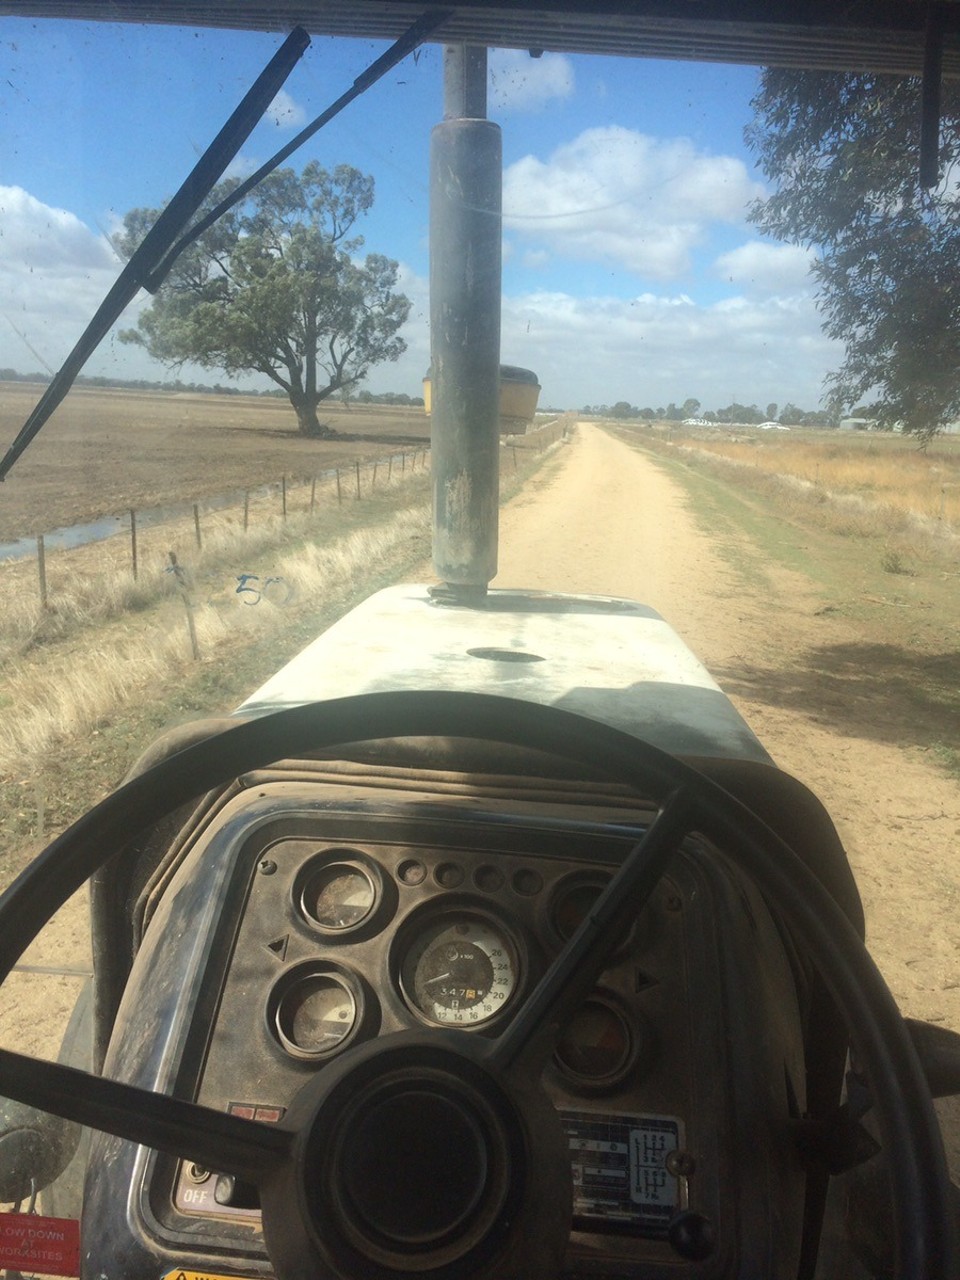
left=1, top=417, right=571, bottom=658
left=16, top=445, right=432, bottom=608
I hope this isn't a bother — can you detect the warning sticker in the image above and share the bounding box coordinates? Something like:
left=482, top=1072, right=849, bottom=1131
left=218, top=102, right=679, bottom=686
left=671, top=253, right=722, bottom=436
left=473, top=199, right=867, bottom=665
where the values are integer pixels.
left=0, top=1213, right=80, bottom=1277
left=561, top=1111, right=682, bottom=1234
left=163, top=1272, right=274, bottom=1280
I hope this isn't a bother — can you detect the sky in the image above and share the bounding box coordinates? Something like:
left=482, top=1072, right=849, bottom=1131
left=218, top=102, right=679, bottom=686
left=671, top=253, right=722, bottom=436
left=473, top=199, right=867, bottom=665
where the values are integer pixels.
left=0, top=18, right=838, bottom=414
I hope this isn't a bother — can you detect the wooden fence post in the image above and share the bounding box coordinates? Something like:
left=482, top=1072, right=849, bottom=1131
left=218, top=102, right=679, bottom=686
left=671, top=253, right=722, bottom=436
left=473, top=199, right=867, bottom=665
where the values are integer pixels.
left=168, top=551, right=200, bottom=661
left=37, top=535, right=48, bottom=609
left=243, top=491, right=250, bottom=531
left=310, top=477, right=317, bottom=513
left=130, top=508, right=138, bottom=581
left=355, top=460, right=362, bottom=499
left=282, top=474, right=287, bottom=519
left=193, top=504, right=202, bottom=549
left=336, top=469, right=342, bottom=505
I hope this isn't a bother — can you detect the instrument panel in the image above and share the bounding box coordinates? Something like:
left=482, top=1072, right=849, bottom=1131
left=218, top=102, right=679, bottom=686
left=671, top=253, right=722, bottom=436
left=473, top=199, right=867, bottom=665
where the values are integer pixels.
left=136, top=793, right=745, bottom=1277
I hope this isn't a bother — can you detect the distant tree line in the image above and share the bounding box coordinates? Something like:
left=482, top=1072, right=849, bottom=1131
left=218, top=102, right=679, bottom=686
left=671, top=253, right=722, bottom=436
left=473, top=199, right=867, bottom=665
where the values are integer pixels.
left=0, top=368, right=423, bottom=405
left=354, top=389, right=425, bottom=406
left=581, top=397, right=846, bottom=427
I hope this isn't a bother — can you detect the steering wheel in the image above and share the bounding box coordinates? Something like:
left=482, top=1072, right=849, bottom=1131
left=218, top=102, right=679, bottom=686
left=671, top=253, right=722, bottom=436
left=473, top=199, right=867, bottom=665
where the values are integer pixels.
left=0, top=691, right=954, bottom=1278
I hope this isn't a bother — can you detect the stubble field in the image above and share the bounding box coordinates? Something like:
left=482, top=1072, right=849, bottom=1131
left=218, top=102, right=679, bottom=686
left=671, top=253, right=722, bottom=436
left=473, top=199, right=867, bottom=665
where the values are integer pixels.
left=0, top=382, right=431, bottom=540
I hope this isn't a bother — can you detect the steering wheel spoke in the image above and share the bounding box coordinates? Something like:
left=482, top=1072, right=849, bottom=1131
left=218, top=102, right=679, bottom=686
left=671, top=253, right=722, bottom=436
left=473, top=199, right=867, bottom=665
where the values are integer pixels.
left=0, top=1047, right=292, bottom=1183
left=489, top=785, right=695, bottom=1076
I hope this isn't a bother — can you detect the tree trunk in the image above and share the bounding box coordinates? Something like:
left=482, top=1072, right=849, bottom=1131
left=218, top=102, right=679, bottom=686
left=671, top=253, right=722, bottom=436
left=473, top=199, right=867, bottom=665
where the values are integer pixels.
left=293, top=398, right=332, bottom=438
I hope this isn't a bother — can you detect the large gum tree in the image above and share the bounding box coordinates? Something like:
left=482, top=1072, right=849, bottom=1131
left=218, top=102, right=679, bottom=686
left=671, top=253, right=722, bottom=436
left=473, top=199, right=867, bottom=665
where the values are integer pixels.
left=116, top=162, right=411, bottom=437
left=746, top=71, right=960, bottom=443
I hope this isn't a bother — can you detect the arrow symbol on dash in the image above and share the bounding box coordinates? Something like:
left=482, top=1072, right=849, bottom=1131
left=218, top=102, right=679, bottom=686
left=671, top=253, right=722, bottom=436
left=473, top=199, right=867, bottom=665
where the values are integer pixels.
left=266, top=935, right=289, bottom=962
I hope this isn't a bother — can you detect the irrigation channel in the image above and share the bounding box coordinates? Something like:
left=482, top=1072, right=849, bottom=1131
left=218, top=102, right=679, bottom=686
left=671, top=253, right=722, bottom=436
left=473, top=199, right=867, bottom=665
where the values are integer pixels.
left=0, top=446, right=430, bottom=565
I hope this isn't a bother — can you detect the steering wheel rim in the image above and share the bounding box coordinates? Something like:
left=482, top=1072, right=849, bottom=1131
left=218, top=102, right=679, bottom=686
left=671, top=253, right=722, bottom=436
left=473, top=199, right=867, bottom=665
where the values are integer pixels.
left=0, top=690, right=954, bottom=1278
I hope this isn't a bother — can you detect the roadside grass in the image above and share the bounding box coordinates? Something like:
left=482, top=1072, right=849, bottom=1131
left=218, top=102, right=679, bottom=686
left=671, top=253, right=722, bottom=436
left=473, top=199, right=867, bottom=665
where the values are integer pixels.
left=643, top=426, right=960, bottom=575
left=0, top=431, right=565, bottom=880
left=616, top=426, right=960, bottom=583
left=0, top=461, right=431, bottom=661
left=606, top=423, right=960, bottom=776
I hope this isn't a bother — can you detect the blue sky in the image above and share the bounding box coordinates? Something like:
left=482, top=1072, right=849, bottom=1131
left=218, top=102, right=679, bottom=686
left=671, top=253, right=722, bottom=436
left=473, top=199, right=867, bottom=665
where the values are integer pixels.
left=0, top=18, right=836, bottom=412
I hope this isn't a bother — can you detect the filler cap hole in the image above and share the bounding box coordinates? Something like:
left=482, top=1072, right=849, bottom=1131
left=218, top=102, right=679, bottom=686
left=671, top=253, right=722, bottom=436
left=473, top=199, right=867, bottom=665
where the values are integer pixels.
left=467, top=647, right=545, bottom=664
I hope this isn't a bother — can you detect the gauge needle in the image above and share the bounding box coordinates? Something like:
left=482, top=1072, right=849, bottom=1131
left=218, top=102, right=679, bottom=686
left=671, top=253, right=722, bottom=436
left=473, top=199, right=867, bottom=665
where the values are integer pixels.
left=425, top=973, right=451, bottom=984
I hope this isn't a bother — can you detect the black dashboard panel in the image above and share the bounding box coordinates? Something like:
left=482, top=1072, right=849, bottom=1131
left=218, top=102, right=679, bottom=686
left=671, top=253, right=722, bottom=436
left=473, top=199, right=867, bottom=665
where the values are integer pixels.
left=86, top=779, right=808, bottom=1279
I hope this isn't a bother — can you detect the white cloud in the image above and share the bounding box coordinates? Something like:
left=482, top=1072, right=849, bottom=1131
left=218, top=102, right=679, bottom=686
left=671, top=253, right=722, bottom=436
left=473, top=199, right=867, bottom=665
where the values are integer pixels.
left=496, top=287, right=839, bottom=411
left=0, top=187, right=128, bottom=372
left=503, top=127, right=764, bottom=278
left=522, top=249, right=550, bottom=270
left=489, top=49, right=574, bottom=113
left=0, top=191, right=837, bottom=415
left=713, top=240, right=817, bottom=295
left=265, top=89, right=307, bottom=129
left=374, top=265, right=838, bottom=414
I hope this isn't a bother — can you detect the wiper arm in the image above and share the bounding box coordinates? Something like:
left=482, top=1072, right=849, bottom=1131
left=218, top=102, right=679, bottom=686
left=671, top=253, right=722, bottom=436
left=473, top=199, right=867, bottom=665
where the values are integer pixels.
left=0, top=25, right=310, bottom=483
left=145, top=10, right=451, bottom=293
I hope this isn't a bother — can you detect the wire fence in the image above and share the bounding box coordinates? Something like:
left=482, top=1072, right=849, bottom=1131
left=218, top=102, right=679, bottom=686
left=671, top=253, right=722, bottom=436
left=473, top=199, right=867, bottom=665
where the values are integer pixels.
left=14, top=445, right=432, bottom=608
left=0, top=416, right=570, bottom=660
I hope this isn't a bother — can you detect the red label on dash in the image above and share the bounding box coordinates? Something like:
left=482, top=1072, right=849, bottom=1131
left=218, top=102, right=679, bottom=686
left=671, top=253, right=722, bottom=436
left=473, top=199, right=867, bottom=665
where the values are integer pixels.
left=0, top=1213, right=81, bottom=1277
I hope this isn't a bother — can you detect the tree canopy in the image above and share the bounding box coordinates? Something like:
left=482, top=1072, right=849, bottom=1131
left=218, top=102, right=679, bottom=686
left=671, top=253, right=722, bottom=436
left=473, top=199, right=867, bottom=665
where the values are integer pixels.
left=746, top=70, right=960, bottom=442
left=116, top=163, right=411, bottom=437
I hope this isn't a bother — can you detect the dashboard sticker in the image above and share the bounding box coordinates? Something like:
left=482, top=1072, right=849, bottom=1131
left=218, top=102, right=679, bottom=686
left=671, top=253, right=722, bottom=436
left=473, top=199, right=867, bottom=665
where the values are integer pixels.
left=0, top=1213, right=80, bottom=1277
left=561, top=1110, right=682, bottom=1234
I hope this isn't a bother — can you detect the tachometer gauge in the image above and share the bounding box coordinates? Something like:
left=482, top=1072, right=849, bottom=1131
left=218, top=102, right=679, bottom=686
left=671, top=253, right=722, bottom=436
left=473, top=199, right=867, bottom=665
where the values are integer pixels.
left=400, top=913, right=520, bottom=1027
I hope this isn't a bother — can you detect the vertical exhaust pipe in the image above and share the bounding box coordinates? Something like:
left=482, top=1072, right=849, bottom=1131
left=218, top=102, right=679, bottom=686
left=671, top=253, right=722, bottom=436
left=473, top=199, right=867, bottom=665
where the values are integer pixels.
left=430, top=45, right=502, bottom=600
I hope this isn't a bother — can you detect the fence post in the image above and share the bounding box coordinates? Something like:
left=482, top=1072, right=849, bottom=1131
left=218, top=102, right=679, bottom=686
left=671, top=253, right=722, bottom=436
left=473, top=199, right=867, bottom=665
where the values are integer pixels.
left=37, top=535, right=48, bottom=609
left=372, top=460, right=378, bottom=489
left=130, top=508, right=138, bottom=581
left=243, top=491, right=250, bottom=532
left=193, top=504, right=202, bottom=549
left=355, top=460, right=362, bottom=499
left=336, top=469, right=342, bottom=505
left=168, top=551, right=200, bottom=661
left=310, top=477, right=317, bottom=513
left=282, top=474, right=287, bottom=519
left=401, top=452, right=406, bottom=473
left=387, top=455, right=393, bottom=483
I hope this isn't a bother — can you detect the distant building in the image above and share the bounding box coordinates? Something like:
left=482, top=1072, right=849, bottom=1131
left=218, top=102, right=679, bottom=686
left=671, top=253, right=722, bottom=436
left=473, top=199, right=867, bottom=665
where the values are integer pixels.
left=839, top=417, right=876, bottom=430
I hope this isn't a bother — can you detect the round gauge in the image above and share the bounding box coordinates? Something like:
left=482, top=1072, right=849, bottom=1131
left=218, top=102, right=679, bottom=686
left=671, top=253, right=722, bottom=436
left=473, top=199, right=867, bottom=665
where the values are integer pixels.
left=301, top=862, right=377, bottom=931
left=401, top=914, right=520, bottom=1027
left=296, top=855, right=391, bottom=936
left=554, top=996, right=637, bottom=1088
left=549, top=873, right=635, bottom=957
left=269, top=967, right=360, bottom=1061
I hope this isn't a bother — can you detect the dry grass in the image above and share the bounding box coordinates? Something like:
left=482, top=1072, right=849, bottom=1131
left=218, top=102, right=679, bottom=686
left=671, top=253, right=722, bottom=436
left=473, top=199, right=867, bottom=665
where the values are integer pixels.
left=0, top=422, right=570, bottom=780
left=0, top=462, right=427, bottom=661
left=0, top=501, right=431, bottom=774
left=633, top=427, right=960, bottom=574
left=670, top=429, right=960, bottom=527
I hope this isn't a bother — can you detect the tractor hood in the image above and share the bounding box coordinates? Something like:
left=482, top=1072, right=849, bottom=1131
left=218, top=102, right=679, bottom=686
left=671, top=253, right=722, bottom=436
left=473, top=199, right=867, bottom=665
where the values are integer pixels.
left=239, top=584, right=771, bottom=765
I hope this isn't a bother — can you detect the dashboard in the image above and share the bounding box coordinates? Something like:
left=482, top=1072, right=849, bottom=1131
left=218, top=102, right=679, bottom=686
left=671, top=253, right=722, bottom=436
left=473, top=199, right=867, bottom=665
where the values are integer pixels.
left=87, top=772, right=810, bottom=1278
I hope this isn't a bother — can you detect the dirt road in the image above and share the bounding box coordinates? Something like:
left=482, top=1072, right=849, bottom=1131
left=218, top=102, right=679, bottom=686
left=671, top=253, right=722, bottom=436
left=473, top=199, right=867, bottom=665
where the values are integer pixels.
left=491, top=423, right=960, bottom=1164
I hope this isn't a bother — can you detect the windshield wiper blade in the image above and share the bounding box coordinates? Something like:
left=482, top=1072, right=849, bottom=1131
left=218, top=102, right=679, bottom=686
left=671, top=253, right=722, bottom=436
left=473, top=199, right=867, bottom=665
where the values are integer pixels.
left=145, top=10, right=451, bottom=293
left=0, top=25, right=311, bottom=484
